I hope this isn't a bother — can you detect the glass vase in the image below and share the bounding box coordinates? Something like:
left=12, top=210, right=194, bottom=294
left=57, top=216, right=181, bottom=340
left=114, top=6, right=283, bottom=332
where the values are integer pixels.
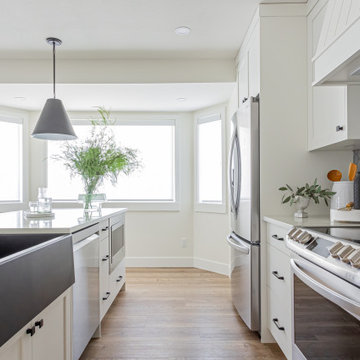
left=78, top=193, right=106, bottom=213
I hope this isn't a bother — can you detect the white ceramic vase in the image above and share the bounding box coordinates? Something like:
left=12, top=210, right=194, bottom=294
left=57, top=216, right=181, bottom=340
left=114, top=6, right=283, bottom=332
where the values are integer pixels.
left=294, top=196, right=310, bottom=218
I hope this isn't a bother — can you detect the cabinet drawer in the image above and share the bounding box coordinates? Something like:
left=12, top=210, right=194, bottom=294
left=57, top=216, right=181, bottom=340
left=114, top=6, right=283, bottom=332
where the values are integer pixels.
left=100, top=235, right=109, bottom=259
left=99, top=220, right=109, bottom=240
left=110, top=259, right=126, bottom=297
left=267, top=243, right=291, bottom=298
left=268, top=287, right=292, bottom=359
left=267, top=223, right=290, bottom=256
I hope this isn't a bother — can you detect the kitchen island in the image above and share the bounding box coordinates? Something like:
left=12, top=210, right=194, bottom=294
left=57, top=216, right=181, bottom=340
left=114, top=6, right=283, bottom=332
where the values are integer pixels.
left=0, top=208, right=127, bottom=360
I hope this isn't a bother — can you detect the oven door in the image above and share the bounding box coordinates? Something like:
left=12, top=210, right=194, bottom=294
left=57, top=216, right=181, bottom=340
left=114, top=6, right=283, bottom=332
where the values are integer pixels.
left=110, top=219, right=125, bottom=273
left=290, top=258, right=360, bottom=360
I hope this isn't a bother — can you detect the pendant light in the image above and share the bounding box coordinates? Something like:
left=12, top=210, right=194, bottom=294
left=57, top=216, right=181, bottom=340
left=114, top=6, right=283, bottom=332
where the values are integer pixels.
left=32, top=37, right=77, bottom=140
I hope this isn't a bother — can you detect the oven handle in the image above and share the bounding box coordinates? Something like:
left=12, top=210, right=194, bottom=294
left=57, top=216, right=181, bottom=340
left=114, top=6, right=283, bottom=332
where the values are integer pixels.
left=226, top=234, right=249, bottom=254
left=290, top=258, right=360, bottom=317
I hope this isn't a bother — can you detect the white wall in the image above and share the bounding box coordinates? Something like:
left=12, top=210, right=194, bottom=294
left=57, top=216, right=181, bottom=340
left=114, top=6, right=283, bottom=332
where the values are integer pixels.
left=27, top=110, right=195, bottom=266
left=192, top=92, right=237, bottom=276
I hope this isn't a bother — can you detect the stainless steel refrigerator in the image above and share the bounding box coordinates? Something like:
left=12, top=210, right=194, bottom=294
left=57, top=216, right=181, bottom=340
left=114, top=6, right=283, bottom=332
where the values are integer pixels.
left=226, top=96, right=260, bottom=331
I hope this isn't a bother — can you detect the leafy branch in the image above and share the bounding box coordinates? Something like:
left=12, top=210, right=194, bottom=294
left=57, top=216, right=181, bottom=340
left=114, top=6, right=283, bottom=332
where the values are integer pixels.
left=53, top=107, right=141, bottom=197
left=278, top=178, right=335, bottom=207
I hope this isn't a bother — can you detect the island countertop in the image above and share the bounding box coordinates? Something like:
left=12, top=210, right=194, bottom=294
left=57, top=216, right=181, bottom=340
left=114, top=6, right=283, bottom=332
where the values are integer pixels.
left=0, top=208, right=127, bottom=234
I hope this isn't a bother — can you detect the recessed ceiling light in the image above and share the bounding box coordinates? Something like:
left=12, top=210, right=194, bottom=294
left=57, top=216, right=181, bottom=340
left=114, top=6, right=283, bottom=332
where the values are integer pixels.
left=177, top=97, right=186, bottom=102
left=175, top=26, right=191, bottom=36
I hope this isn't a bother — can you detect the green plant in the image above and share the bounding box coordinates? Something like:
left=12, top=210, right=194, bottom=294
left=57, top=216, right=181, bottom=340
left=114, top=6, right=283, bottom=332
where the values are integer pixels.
left=54, top=107, right=140, bottom=209
left=278, top=179, right=335, bottom=206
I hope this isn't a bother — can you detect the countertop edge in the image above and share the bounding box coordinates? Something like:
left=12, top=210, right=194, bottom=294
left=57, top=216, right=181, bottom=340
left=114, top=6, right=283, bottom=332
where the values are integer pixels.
left=263, top=216, right=294, bottom=229
left=0, top=208, right=127, bottom=234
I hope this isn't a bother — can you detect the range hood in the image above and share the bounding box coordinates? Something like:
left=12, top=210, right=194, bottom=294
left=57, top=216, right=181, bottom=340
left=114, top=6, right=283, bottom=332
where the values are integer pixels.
left=312, top=0, right=360, bottom=85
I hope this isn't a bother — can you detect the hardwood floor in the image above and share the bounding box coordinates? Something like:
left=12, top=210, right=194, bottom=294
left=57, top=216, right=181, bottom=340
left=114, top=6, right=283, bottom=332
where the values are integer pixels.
left=80, top=268, right=284, bottom=360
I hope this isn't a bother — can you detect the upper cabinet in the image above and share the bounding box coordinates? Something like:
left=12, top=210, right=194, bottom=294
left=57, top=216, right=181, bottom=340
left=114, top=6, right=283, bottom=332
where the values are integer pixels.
left=308, top=0, right=360, bottom=150
left=312, top=0, right=360, bottom=85
left=236, top=19, right=260, bottom=107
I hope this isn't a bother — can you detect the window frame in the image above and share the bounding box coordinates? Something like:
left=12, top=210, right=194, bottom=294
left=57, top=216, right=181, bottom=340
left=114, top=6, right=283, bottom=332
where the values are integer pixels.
left=46, top=115, right=180, bottom=211
left=194, top=106, right=226, bottom=214
left=0, top=111, right=28, bottom=210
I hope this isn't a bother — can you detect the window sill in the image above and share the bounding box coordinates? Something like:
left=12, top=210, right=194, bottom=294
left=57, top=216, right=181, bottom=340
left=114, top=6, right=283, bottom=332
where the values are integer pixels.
left=52, top=201, right=180, bottom=212
left=194, top=203, right=226, bottom=214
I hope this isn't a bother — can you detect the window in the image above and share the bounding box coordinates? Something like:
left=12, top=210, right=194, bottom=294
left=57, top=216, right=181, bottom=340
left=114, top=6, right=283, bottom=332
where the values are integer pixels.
left=47, top=120, right=176, bottom=203
left=195, top=109, right=226, bottom=213
left=0, top=116, right=23, bottom=202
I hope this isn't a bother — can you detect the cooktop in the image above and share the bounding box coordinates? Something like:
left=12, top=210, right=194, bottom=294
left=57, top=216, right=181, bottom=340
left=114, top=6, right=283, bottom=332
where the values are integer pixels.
left=306, top=226, right=360, bottom=243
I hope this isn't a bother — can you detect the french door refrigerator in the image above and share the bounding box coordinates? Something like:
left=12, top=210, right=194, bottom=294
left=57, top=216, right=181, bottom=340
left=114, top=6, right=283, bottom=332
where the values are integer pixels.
left=226, top=96, right=260, bottom=331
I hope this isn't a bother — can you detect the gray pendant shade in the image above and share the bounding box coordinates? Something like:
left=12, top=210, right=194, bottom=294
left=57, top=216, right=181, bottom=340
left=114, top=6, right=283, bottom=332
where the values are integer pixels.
left=32, top=98, right=77, bottom=140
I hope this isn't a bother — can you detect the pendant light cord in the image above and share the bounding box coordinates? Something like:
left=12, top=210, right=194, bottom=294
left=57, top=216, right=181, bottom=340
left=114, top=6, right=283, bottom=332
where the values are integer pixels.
left=52, top=41, right=56, bottom=99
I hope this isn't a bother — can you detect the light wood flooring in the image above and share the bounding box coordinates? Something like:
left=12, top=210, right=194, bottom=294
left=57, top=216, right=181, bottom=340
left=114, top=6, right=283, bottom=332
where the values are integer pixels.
left=80, top=268, right=284, bottom=360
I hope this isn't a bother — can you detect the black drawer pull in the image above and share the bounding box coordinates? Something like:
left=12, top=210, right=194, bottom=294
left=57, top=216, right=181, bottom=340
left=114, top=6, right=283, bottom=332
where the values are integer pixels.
left=273, top=318, right=285, bottom=331
left=272, top=234, right=284, bottom=241
left=272, top=271, right=284, bottom=280
left=35, top=319, right=44, bottom=329
left=26, top=326, right=36, bottom=336
left=102, top=291, right=111, bottom=300
left=336, top=125, right=344, bottom=132
left=102, top=226, right=108, bottom=231
left=116, top=275, right=123, bottom=283
left=102, top=255, right=109, bottom=262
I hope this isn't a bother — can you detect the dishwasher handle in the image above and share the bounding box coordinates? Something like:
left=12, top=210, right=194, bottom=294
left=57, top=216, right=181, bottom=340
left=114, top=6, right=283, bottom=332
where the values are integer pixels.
left=73, top=233, right=99, bottom=252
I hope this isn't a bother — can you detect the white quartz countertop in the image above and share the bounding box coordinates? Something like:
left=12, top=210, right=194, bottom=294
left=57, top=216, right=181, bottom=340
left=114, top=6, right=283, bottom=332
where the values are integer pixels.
left=263, top=214, right=360, bottom=229
left=0, top=208, right=127, bottom=234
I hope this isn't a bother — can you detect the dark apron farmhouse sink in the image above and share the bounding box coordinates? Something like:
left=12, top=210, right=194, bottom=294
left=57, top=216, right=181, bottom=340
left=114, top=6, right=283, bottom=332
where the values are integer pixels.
left=0, top=233, right=74, bottom=346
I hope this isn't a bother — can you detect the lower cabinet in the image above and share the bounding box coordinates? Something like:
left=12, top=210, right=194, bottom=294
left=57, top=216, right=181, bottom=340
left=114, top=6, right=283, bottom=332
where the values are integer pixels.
left=266, top=223, right=292, bottom=360
left=0, top=289, right=71, bottom=360
left=99, top=219, right=126, bottom=321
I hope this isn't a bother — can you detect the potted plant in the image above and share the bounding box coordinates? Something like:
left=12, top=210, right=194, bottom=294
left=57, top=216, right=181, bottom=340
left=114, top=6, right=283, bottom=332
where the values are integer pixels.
left=54, top=108, right=140, bottom=211
left=279, top=179, right=335, bottom=218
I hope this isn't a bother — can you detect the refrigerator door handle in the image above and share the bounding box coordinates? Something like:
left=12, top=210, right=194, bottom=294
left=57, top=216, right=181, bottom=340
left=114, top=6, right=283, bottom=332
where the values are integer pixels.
left=229, top=132, right=237, bottom=213
left=234, top=133, right=241, bottom=213
left=226, top=234, right=250, bottom=254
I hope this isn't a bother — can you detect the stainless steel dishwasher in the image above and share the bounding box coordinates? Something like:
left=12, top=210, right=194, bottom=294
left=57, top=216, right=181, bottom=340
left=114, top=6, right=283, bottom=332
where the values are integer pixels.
left=72, top=224, right=100, bottom=360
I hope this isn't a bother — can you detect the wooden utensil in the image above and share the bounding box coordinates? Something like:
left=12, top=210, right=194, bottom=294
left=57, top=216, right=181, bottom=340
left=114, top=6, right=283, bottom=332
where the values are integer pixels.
left=327, top=169, right=342, bottom=182
left=348, top=162, right=357, bottom=181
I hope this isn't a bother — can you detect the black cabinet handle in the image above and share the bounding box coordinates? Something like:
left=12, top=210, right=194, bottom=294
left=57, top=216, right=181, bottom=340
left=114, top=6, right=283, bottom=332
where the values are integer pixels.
left=273, top=318, right=285, bottom=331
left=102, top=226, right=108, bottom=231
left=242, top=97, right=248, bottom=103
left=26, top=326, right=36, bottom=336
left=116, top=275, right=123, bottom=283
left=102, top=255, right=109, bottom=262
left=336, top=125, right=344, bottom=132
left=35, top=319, right=44, bottom=329
left=102, top=292, right=111, bottom=300
left=272, top=234, right=284, bottom=241
left=272, top=271, right=284, bottom=280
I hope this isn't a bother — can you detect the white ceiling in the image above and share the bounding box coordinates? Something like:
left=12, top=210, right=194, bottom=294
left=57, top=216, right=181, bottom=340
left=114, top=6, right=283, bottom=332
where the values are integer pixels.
left=0, top=0, right=304, bottom=60
left=0, top=83, right=235, bottom=112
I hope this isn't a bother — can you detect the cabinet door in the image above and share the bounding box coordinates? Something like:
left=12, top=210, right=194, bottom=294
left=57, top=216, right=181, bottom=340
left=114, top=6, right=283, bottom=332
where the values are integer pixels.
left=248, top=30, right=260, bottom=97
left=32, top=291, right=71, bottom=360
left=100, top=235, right=111, bottom=319
left=238, top=55, right=249, bottom=105
left=0, top=323, right=32, bottom=360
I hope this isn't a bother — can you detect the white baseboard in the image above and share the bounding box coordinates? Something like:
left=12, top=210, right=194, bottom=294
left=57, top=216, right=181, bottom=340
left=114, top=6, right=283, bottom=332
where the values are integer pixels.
left=125, top=256, right=230, bottom=276
left=126, top=256, right=193, bottom=268
left=193, top=257, right=230, bottom=276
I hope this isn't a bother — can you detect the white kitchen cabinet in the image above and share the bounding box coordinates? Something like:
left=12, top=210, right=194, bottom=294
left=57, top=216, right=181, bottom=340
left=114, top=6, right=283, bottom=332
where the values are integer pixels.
left=0, top=289, right=71, bottom=360
left=308, top=1, right=360, bottom=150
left=99, top=217, right=126, bottom=320
left=0, top=323, right=31, bottom=360
left=236, top=22, right=260, bottom=106
left=238, top=55, right=248, bottom=105
left=32, top=290, right=72, bottom=360
left=248, top=29, right=260, bottom=98
left=266, top=223, right=292, bottom=360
